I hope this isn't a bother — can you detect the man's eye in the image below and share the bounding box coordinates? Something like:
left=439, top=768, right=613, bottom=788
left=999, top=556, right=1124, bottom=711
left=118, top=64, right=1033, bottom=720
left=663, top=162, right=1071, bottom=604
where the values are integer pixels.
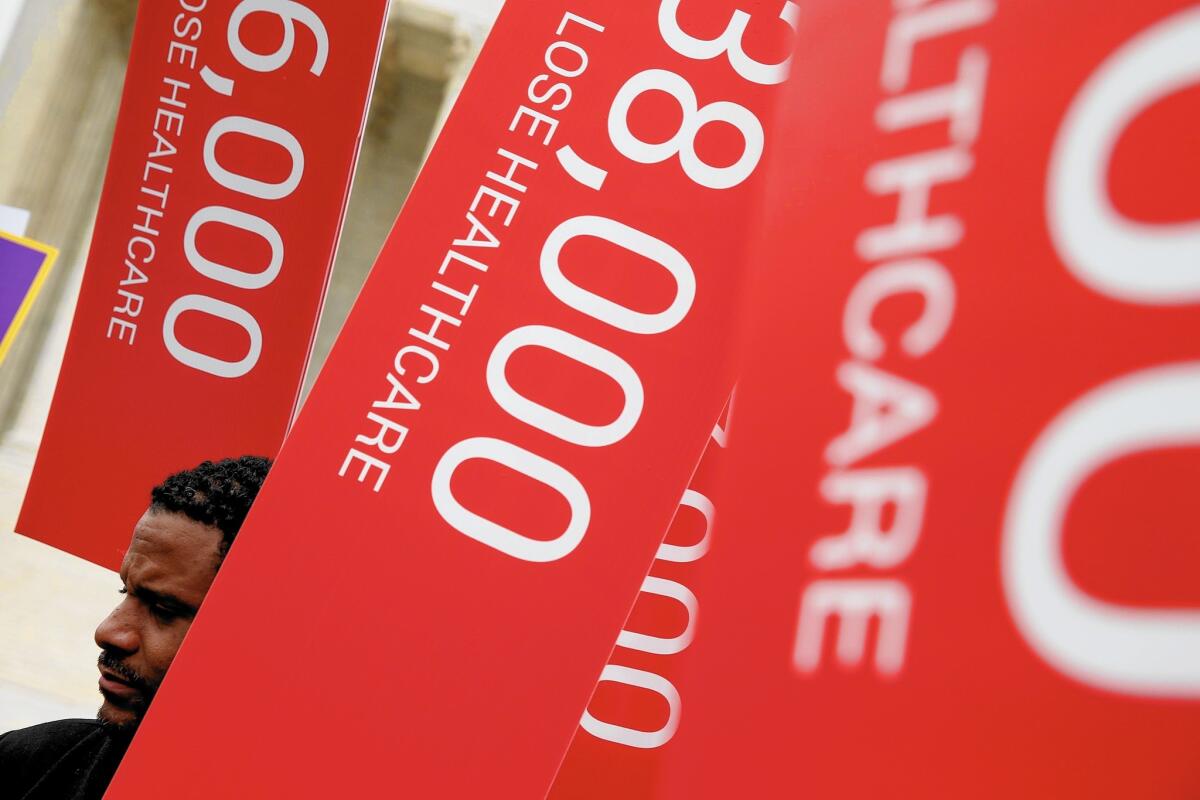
left=152, top=606, right=178, bottom=623
left=118, top=587, right=128, bottom=595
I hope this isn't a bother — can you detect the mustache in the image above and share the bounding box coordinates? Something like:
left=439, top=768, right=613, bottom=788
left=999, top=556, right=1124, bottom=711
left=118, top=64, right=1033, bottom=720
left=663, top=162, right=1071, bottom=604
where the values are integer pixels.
left=98, top=650, right=153, bottom=693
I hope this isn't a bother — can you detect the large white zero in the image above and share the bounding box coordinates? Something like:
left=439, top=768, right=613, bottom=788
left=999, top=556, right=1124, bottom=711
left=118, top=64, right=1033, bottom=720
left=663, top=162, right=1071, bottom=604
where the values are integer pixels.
left=163, top=294, right=263, bottom=379
left=580, top=664, right=681, bottom=749
left=541, top=215, right=696, bottom=335
left=184, top=206, right=284, bottom=290
left=204, top=116, right=305, bottom=201
left=1047, top=7, right=1200, bottom=304
left=431, top=437, right=590, bottom=563
left=486, top=325, right=644, bottom=448
left=1003, top=363, right=1200, bottom=697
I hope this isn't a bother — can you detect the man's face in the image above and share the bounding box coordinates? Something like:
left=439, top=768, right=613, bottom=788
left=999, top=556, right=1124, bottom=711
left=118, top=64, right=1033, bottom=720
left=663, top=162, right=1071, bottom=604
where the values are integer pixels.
left=93, top=508, right=222, bottom=729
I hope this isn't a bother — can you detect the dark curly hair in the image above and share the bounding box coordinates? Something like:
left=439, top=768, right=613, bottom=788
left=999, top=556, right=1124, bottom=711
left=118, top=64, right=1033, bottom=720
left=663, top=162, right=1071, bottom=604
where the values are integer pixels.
left=149, top=455, right=272, bottom=560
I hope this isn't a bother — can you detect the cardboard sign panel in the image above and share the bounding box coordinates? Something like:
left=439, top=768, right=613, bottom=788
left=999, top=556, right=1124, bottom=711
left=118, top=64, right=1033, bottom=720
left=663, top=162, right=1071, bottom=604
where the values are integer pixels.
left=18, top=0, right=389, bottom=569
left=658, top=1, right=1200, bottom=797
left=549, top=414, right=726, bottom=800
left=107, top=2, right=792, bottom=797
left=0, top=232, right=56, bottom=366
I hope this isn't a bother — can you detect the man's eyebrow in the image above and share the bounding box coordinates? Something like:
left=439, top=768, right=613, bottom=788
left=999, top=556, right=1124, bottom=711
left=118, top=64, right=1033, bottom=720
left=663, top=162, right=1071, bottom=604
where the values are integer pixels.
left=133, top=586, right=199, bottom=618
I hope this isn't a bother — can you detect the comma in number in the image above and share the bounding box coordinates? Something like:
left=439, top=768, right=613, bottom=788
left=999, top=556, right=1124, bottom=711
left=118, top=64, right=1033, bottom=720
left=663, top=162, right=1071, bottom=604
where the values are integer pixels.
left=556, top=145, right=609, bottom=191
left=200, top=66, right=235, bottom=97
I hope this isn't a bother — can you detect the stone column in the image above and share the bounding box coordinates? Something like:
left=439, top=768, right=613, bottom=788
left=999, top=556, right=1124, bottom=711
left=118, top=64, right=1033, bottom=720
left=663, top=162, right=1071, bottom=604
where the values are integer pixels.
left=303, top=0, right=473, bottom=395
left=0, top=0, right=135, bottom=436
left=0, top=0, right=138, bottom=732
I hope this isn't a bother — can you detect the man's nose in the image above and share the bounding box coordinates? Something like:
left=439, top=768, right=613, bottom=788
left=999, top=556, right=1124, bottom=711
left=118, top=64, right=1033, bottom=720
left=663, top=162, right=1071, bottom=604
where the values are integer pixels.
left=95, top=599, right=139, bottom=655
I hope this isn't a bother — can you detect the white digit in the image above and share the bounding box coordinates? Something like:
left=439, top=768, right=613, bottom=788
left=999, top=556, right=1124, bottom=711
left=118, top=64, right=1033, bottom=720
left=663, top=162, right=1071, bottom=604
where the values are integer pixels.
left=431, top=437, right=590, bottom=563
left=163, top=294, right=262, bottom=379
left=229, top=0, right=330, bottom=76
left=1047, top=6, right=1200, bottom=304
left=487, top=325, right=644, bottom=448
left=581, top=665, right=681, bottom=749
left=608, top=69, right=764, bottom=190
left=1003, top=364, right=1200, bottom=697
left=617, top=576, right=699, bottom=656
left=204, top=116, right=305, bottom=201
left=541, top=215, right=696, bottom=335
left=184, top=206, right=283, bottom=291
left=1010, top=7, right=1200, bottom=698
left=657, top=489, right=714, bottom=563
left=658, top=0, right=799, bottom=85
left=711, top=389, right=736, bottom=448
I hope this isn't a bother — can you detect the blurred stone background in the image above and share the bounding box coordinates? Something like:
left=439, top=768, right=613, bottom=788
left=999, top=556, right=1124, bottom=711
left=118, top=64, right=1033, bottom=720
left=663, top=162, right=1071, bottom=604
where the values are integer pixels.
left=0, top=0, right=500, bottom=732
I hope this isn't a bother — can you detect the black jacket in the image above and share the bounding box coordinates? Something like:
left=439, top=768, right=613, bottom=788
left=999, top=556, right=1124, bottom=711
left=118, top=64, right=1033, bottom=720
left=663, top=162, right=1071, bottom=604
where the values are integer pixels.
left=0, top=719, right=129, bottom=800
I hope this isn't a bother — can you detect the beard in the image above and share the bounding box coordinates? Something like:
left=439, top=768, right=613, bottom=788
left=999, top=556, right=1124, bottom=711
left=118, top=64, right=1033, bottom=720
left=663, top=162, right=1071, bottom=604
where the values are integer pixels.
left=97, top=650, right=156, bottom=734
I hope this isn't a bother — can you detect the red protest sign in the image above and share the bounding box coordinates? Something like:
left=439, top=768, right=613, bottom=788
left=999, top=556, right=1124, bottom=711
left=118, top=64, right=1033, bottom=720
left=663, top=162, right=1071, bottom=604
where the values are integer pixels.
left=548, top=414, right=726, bottom=799
left=18, top=0, right=389, bottom=569
left=659, top=1, right=1200, bottom=797
left=105, top=2, right=794, bottom=797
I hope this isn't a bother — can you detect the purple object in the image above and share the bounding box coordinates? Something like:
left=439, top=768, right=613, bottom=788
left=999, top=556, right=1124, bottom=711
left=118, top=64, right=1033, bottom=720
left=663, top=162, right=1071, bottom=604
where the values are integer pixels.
left=0, top=232, right=56, bottom=362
